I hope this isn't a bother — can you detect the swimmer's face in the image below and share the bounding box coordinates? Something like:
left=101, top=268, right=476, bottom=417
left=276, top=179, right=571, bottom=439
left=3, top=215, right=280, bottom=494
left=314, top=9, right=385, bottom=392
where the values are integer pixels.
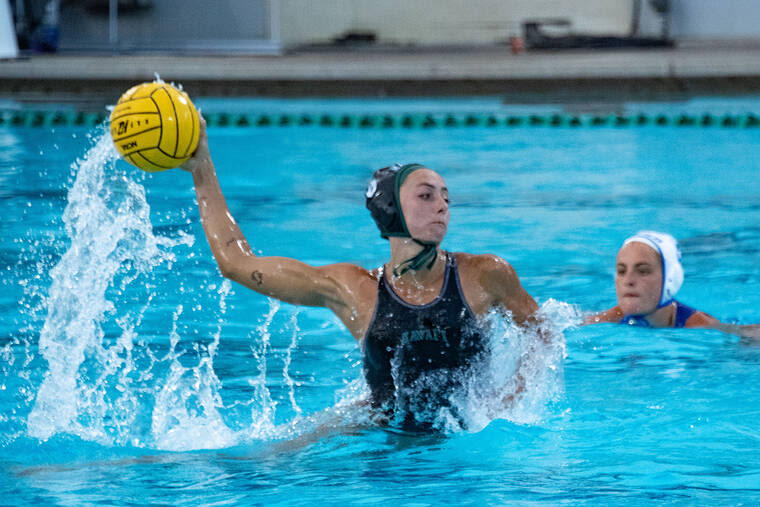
left=398, top=168, right=449, bottom=244
left=615, top=242, right=663, bottom=315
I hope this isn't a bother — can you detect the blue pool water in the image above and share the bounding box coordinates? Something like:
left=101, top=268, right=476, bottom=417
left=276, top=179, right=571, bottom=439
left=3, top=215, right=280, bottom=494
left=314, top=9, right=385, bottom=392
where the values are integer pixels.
left=2, top=96, right=760, bottom=504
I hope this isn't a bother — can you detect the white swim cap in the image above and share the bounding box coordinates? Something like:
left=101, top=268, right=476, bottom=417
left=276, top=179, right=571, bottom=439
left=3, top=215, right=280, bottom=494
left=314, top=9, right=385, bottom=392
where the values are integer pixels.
left=623, top=230, right=684, bottom=308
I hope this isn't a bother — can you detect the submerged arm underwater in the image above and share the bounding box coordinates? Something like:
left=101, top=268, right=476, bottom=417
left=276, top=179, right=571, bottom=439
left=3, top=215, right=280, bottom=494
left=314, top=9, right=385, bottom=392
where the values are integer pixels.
left=709, top=323, right=760, bottom=340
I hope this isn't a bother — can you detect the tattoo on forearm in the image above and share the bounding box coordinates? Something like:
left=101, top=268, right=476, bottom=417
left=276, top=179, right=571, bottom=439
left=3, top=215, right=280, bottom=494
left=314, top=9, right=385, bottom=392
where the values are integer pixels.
left=251, top=271, right=263, bottom=286
left=225, top=237, right=243, bottom=247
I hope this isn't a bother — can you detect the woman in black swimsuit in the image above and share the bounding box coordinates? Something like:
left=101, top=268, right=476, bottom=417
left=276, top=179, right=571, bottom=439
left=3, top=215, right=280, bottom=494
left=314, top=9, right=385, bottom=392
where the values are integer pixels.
left=181, top=118, right=548, bottom=429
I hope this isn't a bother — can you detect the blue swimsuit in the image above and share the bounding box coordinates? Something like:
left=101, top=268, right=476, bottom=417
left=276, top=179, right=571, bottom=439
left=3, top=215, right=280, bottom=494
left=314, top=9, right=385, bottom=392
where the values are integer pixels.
left=620, top=301, right=697, bottom=328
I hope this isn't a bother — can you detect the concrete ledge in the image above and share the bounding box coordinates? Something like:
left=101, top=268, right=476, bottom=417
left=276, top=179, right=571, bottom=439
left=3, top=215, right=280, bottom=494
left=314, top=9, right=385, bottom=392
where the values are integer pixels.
left=2, top=45, right=760, bottom=103
left=4, top=77, right=760, bottom=105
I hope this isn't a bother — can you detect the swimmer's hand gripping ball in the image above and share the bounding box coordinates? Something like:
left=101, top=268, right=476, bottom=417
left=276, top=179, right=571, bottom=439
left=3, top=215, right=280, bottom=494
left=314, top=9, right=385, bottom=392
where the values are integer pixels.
left=109, top=82, right=200, bottom=172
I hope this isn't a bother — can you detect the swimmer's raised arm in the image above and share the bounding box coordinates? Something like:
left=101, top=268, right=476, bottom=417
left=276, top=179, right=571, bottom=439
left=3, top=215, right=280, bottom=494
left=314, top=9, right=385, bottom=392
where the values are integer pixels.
left=181, top=117, right=370, bottom=324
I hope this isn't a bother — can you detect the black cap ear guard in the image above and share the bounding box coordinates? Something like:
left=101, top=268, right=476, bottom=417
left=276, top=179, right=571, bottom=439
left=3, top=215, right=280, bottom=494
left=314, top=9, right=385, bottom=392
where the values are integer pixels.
left=365, top=163, right=438, bottom=276
left=365, top=164, right=408, bottom=239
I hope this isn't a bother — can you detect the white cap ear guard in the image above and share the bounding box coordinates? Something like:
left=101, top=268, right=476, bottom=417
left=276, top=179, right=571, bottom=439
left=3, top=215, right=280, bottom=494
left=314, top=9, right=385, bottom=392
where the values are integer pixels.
left=623, top=230, right=684, bottom=308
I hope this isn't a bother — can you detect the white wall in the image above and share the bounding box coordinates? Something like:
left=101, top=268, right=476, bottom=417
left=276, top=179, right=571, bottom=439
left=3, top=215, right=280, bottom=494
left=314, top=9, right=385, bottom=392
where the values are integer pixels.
left=279, top=0, right=634, bottom=46
left=277, top=0, right=353, bottom=46
left=670, top=0, right=760, bottom=39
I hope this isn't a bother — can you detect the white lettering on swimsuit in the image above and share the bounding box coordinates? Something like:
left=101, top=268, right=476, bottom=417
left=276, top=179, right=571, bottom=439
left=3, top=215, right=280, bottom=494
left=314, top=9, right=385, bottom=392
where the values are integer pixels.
left=401, top=328, right=449, bottom=347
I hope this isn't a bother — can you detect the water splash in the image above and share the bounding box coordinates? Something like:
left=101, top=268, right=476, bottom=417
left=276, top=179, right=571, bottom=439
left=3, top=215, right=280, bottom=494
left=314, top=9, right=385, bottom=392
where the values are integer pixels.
left=19, top=128, right=577, bottom=448
left=471, top=299, right=578, bottom=431
left=395, top=298, right=580, bottom=433
left=19, top=130, right=314, bottom=449
left=282, top=310, right=303, bottom=420
left=246, top=299, right=281, bottom=440
left=151, top=281, right=237, bottom=451
left=26, top=129, right=194, bottom=444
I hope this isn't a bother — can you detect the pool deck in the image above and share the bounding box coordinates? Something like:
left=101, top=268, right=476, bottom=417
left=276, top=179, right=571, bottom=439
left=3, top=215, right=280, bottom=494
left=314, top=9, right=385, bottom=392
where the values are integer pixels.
left=2, top=41, right=760, bottom=107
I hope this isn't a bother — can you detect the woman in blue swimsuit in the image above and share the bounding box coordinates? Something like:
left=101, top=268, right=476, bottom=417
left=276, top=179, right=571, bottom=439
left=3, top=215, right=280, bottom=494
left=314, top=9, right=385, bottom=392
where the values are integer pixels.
left=587, top=231, right=759, bottom=338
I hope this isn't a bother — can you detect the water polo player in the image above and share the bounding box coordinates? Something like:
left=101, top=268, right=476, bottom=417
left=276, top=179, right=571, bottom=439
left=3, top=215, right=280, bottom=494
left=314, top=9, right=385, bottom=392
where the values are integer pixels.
left=181, top=117, right=548, bottom=430
left=586, top=231, right=759, bottom=338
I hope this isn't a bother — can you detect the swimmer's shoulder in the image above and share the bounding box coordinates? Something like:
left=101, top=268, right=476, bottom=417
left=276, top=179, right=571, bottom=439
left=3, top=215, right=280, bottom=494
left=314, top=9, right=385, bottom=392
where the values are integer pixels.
left=683, top=310, right=720, bottom=328
left=453, top=252, right=539, bottom=320
left=453, top=252, right=523, bottom=308
left=585, top=306, right=624, bottom=324
left=453, top=252, right=519, bottom=283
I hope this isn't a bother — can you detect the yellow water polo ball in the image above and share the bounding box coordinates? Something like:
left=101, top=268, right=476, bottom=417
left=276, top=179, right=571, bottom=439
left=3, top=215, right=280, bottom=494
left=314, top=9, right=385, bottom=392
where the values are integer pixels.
left=110, top=82, right=200, bottom=172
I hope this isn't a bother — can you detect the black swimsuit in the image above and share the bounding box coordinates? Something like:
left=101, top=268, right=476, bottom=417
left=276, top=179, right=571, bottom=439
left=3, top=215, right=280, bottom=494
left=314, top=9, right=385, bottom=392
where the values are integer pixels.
left=362, top=252, right=488, bottom=429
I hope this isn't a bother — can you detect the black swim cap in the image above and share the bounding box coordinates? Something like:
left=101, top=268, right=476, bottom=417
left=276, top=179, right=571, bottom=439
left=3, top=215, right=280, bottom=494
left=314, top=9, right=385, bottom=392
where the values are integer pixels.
left=365, top=163, right=425, bottom=239
left=366, top=163, right=438, bottom=276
